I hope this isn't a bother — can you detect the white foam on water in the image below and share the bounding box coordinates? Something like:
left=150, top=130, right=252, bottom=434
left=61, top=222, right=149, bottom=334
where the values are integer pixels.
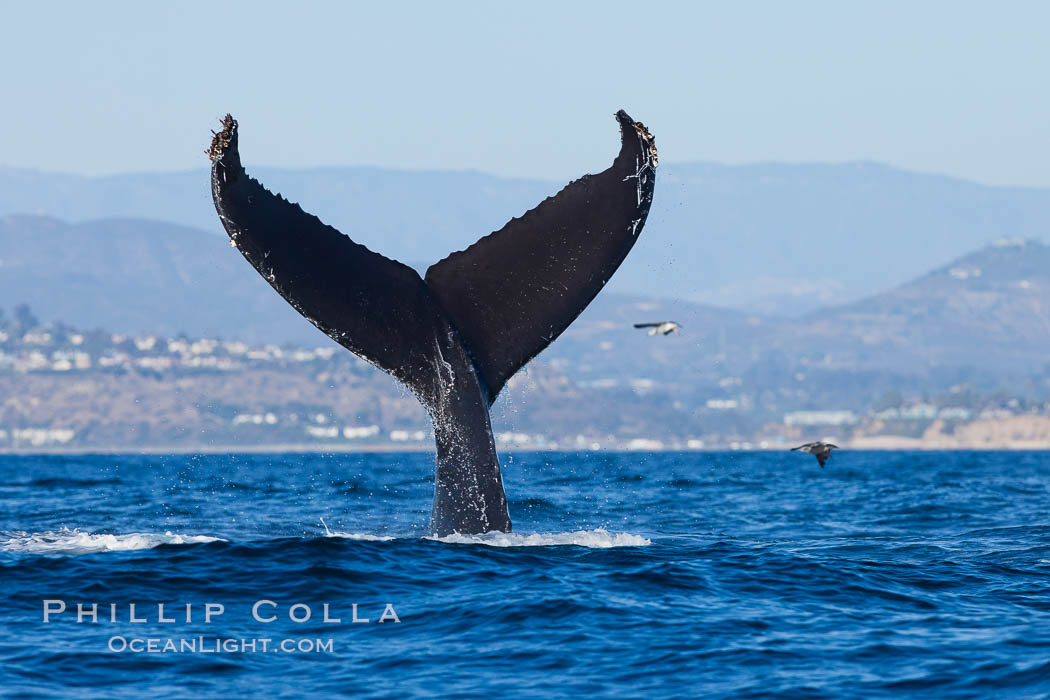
left=320, top=516, right=395, bottom=541
left=324, top=531, right=397, bottom=542
left=0, top=528, right=224, bottom=555
left=430, top=528, right=651, bottom=548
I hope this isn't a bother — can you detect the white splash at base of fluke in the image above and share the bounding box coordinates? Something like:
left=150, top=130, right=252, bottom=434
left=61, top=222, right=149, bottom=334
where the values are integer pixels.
left=0, top=528, right=224, bottom=555
left=318, top=518, right=648, bottom=548
left=430, top=528, right=651, bottom=548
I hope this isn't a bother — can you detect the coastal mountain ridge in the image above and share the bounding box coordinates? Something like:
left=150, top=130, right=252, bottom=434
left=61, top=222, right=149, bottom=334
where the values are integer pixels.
left=2, top=159, right=1048, bottom=314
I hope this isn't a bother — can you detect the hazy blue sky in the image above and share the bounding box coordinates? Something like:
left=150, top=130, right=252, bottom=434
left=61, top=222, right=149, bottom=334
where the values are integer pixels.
left=2, top=1, right=1048, bottom=185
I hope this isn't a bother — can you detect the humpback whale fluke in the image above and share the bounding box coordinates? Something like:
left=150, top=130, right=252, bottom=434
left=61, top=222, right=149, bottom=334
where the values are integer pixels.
left=208, top=110, right=657, bottom=536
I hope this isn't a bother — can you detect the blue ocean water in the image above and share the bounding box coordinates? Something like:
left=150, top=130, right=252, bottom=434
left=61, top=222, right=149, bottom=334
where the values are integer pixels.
left=2, top=450, right=1050, bottom=698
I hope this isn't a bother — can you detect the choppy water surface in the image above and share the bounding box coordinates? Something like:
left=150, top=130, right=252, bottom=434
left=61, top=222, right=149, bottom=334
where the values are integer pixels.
left=2, top=451, right=1050, bottom=697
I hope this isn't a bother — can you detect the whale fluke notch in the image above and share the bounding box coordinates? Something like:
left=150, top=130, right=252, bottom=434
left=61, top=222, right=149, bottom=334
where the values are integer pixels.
left=208, top=111, right=657, bottom=535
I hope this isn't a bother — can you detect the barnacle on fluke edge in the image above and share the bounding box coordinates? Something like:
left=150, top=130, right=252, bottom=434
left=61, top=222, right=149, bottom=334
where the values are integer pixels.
left=633, top=120, right=658, bottom=167
left=207, top=114, right=236, bottom=160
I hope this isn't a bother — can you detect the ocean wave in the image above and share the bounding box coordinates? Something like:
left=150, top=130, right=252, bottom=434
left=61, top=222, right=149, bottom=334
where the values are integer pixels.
left=431, top=528, right=651, bottom=548
left=26, top=477, right=123, bottom=488
left=0, top=528, right=224, bottom=555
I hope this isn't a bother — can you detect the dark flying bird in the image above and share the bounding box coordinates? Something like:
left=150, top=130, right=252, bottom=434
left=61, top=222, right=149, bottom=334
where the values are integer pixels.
left=634, top=321, right=680, bottom=336
left=791, top=441, right=839, bottom=467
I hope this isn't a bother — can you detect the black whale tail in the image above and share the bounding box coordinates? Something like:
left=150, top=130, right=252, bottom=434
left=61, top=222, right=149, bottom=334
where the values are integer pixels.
left=209, top=111, right=657, bottom=536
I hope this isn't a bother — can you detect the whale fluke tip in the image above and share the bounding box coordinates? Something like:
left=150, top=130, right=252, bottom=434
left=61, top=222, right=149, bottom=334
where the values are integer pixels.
left=615, top=109, right=658, bottom=167
left=207, top=113, right=238, bottom=161
left=615, top=109, right=634, bottom=125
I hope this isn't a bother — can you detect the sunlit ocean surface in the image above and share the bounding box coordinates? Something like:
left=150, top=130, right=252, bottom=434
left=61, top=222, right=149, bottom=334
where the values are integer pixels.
left=2, top=451, right=1050, bottom=697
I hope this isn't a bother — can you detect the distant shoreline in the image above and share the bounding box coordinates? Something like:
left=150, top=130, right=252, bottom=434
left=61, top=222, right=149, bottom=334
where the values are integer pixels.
left=4, top=442, right=1050, bottom=456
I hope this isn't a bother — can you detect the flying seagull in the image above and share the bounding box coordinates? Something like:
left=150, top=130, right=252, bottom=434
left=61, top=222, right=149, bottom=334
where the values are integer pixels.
left=634, top=321, right=681, bottom=336
left=791, top=441, right=839, bottom=467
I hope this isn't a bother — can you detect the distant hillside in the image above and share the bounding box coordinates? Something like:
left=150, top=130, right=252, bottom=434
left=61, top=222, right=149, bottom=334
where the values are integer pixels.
left=0, top=215, right=313, bottom=342
left=550, top=240, right=1050, bottom=404
left=2, top=161, right=1048, bottom=312
left=4, top=209, right=1050, bottom=388
left=793, top=239, right=1050, bottom=371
